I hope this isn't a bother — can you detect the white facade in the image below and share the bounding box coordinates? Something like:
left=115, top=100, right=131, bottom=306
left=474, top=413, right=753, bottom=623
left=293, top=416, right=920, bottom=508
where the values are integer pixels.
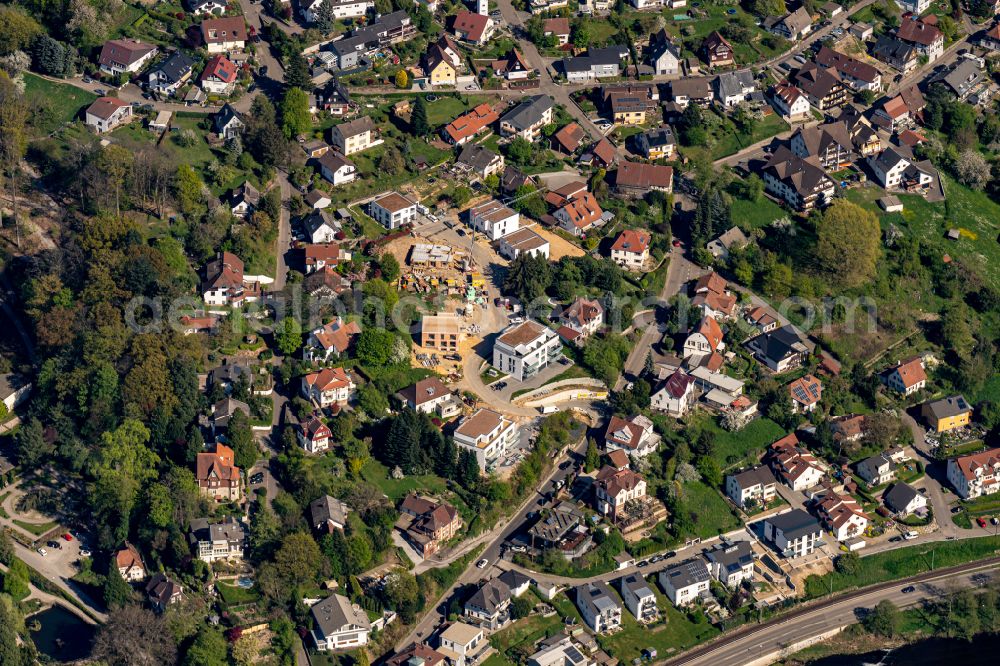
left=469, top=200, right=520, bottom=240
left=492, top=320, right=562, bottom=381
left=370, top=192, right=417, bottom=230
left=85, top=103, right=133, bottom=133
left=302, top=0, right=373, bottom=23
left=947, top=449, right=1000, bottom=499
left=658, top=560, right=710, bottom=607
left=453, top=409, right=519, bottom=472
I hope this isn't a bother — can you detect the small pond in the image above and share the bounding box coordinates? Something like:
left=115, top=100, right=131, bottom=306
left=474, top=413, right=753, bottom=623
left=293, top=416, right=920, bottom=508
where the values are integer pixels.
left=29, top=605, right=96, bottom=663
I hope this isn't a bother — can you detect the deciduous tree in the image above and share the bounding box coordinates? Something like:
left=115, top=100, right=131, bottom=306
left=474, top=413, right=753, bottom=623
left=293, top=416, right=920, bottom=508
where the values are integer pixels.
left=816, top=200, right=881, bottom=289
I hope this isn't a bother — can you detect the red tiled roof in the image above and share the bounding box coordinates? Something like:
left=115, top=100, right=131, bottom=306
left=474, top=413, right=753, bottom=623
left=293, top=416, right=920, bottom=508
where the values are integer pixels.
left=543, top=17, right=570, bottom=35
left=444, top=103, right=499, bottom=143
left=200, top=54, right=237, bottom=83
left=86, top=96, right=131, bottom=120
left=610, top=229, right=650, bottom=254
left=451, top=11, right=491, bottom=42
left=200, top=16, right=246, bottom=45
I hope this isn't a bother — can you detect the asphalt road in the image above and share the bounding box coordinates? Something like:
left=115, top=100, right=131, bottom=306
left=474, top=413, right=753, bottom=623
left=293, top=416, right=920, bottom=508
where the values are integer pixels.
left=663, top=558, right=1000, bottom=666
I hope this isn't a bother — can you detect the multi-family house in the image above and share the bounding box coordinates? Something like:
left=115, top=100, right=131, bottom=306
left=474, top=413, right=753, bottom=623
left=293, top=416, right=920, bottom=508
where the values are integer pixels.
left=759, top=146, right=835, bottom=211
left=196, top=443, right=241, bottom=502
left=670, top=77, right=713, bottom=108
left=464, top=572, right=528, bottom=629
left=768, top=433, right=826, bottom=491
left=615, top=161, right=674, bottom=198
left=604, top=415, right=661, bottom=459
left=309, top=495, right=351, bottom=532
left=815, top=47, right=882, bottom=92
left=763, top=509, right=822, bottom=557
left=85, top=97, right=133, bottom=133
left=923, top=395, right=973, bottom=434
left=499, top=95, right=554, bottom=142
left=790, top=123, right=854, bottom=170
left=115, top=542, right=146, bottom=582
left=147, top=51, right=195, bottom=95
left=200, top=17, right=246, bottom=53
left=725, top=466, right=778, bottom=508
left=298, top=415, right=333, bottom=454
left=618, top=574, right=658, bottom=623
left=767, top=7, right=813, bottom=40
left=788, top=374, right=823, bottom=413
left=558, top=297, right=603, bottom=343
left=682, top=316, right=724, bottom=362
left=929, top=58, right=986, bottom=101
left=659, top=559, right=711, bottom=606
left=492, top=320, right=561, bottom=381
left=301, top=367, right=356, bottom=407
left=609, top=229, right=651, bottom=270
left=647, top=28, right=680, bottom=75
left=469, top=200, right=520, bottom=240
left=705, top=540, right=754, bottom=588
left=423, top=43, right=457, bottom=86
left=311, top=593, right=371, bottom=651
left=453, top=409, right=519, bottom=473
left=498, top=228, right=550, bottom=261
left=562, top=46, right=628, bottom=83
left=792, top=62, right=848, bottom=111
left=189, top=517, right=245, bottom=562
left=399, top=494, right=463, bottom=557
left=420, top=314, right=462, bottom=353
left=746, top=324, right=809, bottom=372
left=575, top=581, right=622, bottom=633
left=555, top=191, right=604, bottom=237
left=814, top=490, right=869, bottom=541
left=398, top=378, right=462, bottom=418
left=947, top=447, right=1000, bottom=499
left=330, top=116, right=377, bottom=155
left=594, top=466, right=646, bottom=518
left=316, top=151, right=358, bottom=186
left=701, top=31, right=734, bottom=67
left=301, top=0, right=372, bottom=22
left=883, top=482, right=928, bottom=517
left=651, top=369, right=696, bottom=417
left=769, top=82, right=811, bottom=120
left=873, top=35, right=919, bottom=73
left=897, top=16, right=944, bottom=62
left=882, top=357, right=927, bottom=395
left=867, top=147, right=934, bottom=192
left=98, top=39, right=157, bottom=76
left=370, top=191, right=417, bottom=229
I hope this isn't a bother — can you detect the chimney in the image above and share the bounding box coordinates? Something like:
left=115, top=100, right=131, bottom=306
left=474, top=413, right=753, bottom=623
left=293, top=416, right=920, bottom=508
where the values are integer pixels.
left=478, top=0, right=488, bottom=15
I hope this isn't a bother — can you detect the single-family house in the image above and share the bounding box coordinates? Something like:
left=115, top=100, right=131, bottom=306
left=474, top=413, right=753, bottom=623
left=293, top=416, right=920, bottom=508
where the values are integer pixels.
left=499, top=95, right=554, bottom=142
left=213, top=103, right=243, bottom=139
left=923, top=395, right=973, bottom=434
left=443, top=103, right=500, bottom=145
left=609, top=229, right=651, bottom=271
left=200, top=16, right=247, bottom=54
left=196, top=443, right=241, bottom=502
left=316, top=151, right=357, bottom=186
left=311, top=593, right=371, bottom=651
left=562, top=46, right=628, bottom=83
left=469, top=200, right=520, bottom=240
left=882, top=357, right=927, bottom=395
left=398, top=377, right=462, bottom=418
left=370, top=191, right=417, bottom=229
left=614, top=161, right=674, bottom=198
left=115, top=542, right=146, bottom=582
left=189, top=517, right=245, bottom=563
left=659, top=559, right=711, bottom=606
left=543, top=18, right=571, bottom=45
left=815, top=47, right=882, bottom=92
left=554, top=191, right=604, bottom=237
left=575, top=581, right=622, bottom=633
left=299, top=415, right=333, bottom=454
left=768, top=8, right=813, bottom=41
left=763, top=509, right=822, bottom=557
left=769, top=82, right=811, bottom=120
left=715, top=70, right=756, bottom=107
left=464, top=578, right=514, bottom=630
left=867, top=147, right=934, bottom=192
left=651, top=369, right=696, bottom=417
left=604, top=414, right=660, bottom=459
left=682, top=315, right=724, bottom=361
left=594, top=465, right=647, bottom=518
left=706, top=226, right=749, bottom=260
left=768, top=434, right=826, bottom=491
left=814, top=490, right=869, bottom=541
left=648, top=28, right=680, bottom=76
left=199, top=54, right=238, bottom=94
left=146, top=573, right=183, bottom=613
left=705, top=540, right=754, bottom=588
left=228, top=180, right=258, bottom=218
left=456, top=143, right=505, bottom=179
left=330, top=116, right=377, bottom=155
left=498, top=228, right=550, bottom=261
left=147, top=51, right=195, bottom=95
left=98, top=39, right=157, bottom=76
left=85, top=97, right=133, bottom=133
left=701, top=31, right=734, bottom=67
left=725, top=465, right=778, bottom=508
left=883, top=482, right=927, bottom=516
left=746, top=324, right=809, bottom=372
left=451, top=11, right=495, bottom=45
left=301, top=367, right=355, bottom=407
left=635, top=126, right=675, bottom=160
left=897, top=16, right=944, bottom=63
left=400, top=494, right=463, bottom=558
left=558, top=297, right=604, bottom=345
left=618, top=574, right=658, bottom=623
left=788, top=374, right=823, bottom=413
left=310, top=495, right=350, bottom=532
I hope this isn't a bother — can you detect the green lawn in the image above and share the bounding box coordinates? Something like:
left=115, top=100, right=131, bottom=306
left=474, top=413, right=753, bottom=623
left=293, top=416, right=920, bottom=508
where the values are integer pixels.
left=678, top=481, right=742, bottom=539
left=360, top=459, right=448, bottom=501
left=490, top=613, right=564, bottom=654
left=730, top=195, right=788, bottom=230
left=804, top=535, right=1000, bottom=598
left=23, top=73, right=97, bottom=136
left=216, top=580, right=261, bottom=606
left=844, top=175, right=1000, bottom=285
left=599, top=591, right=721, bottom=661
left=689, top=414, right=787, bottom=469
left=13, top=519, right=58, bottom=536
left=711, top=113, right=790, bottom=160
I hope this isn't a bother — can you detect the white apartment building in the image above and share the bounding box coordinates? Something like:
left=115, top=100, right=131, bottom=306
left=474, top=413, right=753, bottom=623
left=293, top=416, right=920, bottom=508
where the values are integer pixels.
left=947, top=447, right=1000, bottom=499
left=618, top=574, right=658, bottom=623
left=763, top=509, right=822, bottom=558
left=659, top=559, right=711, bottom=607
left=469, top=200, right=520, bottom=240
left=370, top=191, right=417, bottom=229
left=492, top=320, right=562, bottom=381
left=574, top=582, right=622, bottom=634
left=725, top=466, right=778, bottom=508
left=189, top=518, right=245, bottom=563
left=311, top=593, right=371, bottom=651
left=453, top=409, right=519, bottom=472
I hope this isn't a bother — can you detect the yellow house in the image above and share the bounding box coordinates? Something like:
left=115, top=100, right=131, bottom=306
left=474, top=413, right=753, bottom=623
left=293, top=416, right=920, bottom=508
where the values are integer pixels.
left=921, top=395, right=972, bottom=433
left=424, top=50, right=456, bottom=87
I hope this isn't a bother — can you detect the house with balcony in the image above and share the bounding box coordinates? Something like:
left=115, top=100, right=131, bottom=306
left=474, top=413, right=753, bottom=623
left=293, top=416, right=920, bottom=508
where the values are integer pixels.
left=438, top=621, right=489, bottom=666
left=769, top=82, right=811, bottom=120
left=651, top=369, right=696, bottom=417
left=725, top=465, right=778, bottom=508
left=398, top=377, right=462, bottom=418
left=856, top=452, right=896, bottom=487
left=311, top=593, right=371, bottom=651
left=788, top=374, right=823, bottom=414
left=762, top=509, right=821, bottom=558
left=745, top=324, right=810, bottom=372
left=947, top=446, right=1000, bottom=499
left=659, top=559, right=710, bottom=607
left=499, top=95, right=553, bottom=142
left=923, top=395, right=973, bottom=434
left=790, top=123, right=854, bottom=170
left=792, top=62, right=848, bottom=111
left=115, top=542, right=146, bottom=582
left=867, top=147, right=935, bottom=193
left=705, top=540, right=754, bottom=588
left=200, top=16, right=246, bottom=54
left=453, top=409, right=519, bottom=473
left=814, top=489, right=869, bottom=542
left=298, top=415, right=333, bottom=454
left=557, top=297, right=604, bottom=345
left=304, top=317, right=361, bottom=362
left=575, top=581, right=622, bottom=633
left=399, top=494, right=463, bottom=558
left=98, top=38, right=157, bottom=76
left=554, top=191, right=604, bottom=237
left=301, top=367, right=356, bottom=407
left=618, top=573, right=658, bottom=623
left=897, top=16, right=944, bottom=63
left=760, top=146, right=835, bottom=212
left=492, top=320, right=561, bottom=381
left=469, top=200, right=520, bottom=240
left=330, top=116, right=378, bottom=156
left=815, top=47, right=882, bottom=92
left=768, top=433, right=826, bottom=491
left=85, top=97, right=134, bottom=133
left=604, top=414, right=660, bottom=459
left=196, top=443, right=241, bottom=502
left=609, top=229, right=651, bottom=271
left=464, top=578, right=514, bottom=630
left=189, top=517, right=245, bottom=563
left=370, top=191, right=417, bottom=229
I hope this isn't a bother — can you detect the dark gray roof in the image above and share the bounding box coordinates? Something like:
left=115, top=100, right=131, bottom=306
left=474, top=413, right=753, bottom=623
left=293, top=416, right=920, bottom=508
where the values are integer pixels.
left=213, top=103, right=243, bottom=132
left=310, top=495, right=350, bottom=527
left=729, top=465, right=776, bottom=489
left=930, top=59, right=984, bottom=97
left=189, top=517, right=245, bottom=544
left=662, top=559, right=710, bottom=589
left=870, top=146, right=909, bottom=173
left=500, top=95, right=553, bottom=131
left=923, top=395, right=971, bottom=420
left=883, top=482, right=920, bottom=513
left=751, top=324, right=807, bottom=364
left=528, top=501, right=581, bottom=543
left=766, top=509, right=821, bottom=541
left=150, top=51, right=195, bottom=84
left=873, top=35, right=916, bottom=63
left=312, top=593, right=371, bottom=638
left=619, top=573, right=654, bottom=599
left=575, top=581, right=619, bottom=615
left=705, top=540, right=753, bottom=573
left=457, top=143, right=500, bottom=172
left=498, top=569, right=531, bottom=591
left=466, top=578, right=511, bottom=614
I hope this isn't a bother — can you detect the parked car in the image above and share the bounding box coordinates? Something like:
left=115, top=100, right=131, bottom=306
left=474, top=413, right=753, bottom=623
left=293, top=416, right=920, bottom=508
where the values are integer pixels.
left=79, top=548, right=92, bottom=557
left=46, top=540, right=62, bottom=549
left=36, top=548, right=47, bottom=556
left=903, top=531, right=918, bottom=540
left=977, top=516, right=988, bottom=528
left=902, top=586, right=915, bottom=593
left=62, top=533, right=73, bottom=541
left=476, top=558, right=489, bottom=569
